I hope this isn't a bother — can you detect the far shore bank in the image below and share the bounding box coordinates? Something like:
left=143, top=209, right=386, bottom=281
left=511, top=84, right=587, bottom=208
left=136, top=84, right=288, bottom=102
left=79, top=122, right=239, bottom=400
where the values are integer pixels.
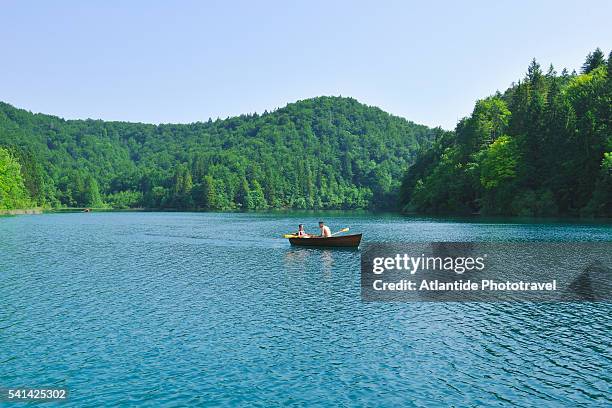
left=1, top=208, right=610, bottom=225
left=0, top=208, right=43, bottom=215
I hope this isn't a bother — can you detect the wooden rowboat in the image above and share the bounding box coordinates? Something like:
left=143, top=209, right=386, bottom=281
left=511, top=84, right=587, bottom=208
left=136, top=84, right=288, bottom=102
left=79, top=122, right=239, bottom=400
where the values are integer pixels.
left=288, top=233, right=362, bottom=248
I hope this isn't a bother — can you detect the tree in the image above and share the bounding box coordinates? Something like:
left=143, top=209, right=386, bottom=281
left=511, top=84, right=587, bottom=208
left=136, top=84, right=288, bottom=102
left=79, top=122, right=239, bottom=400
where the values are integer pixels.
left=478, top=135, right=519, bottom=189
left=456, top=97, right=510, bottom=158
left=236, top=177, right=252, bottom=209
left=582, top=48, right=605, bottom=74
left=83, top=175, right=103, bottom=207
left=202, top=175, right=218, bottom=210
left=527, top=58, right=543, bottom=87
left=0, top=147, right=31, bottom=209
left=250, top=180, right=268, bottom=209
left=170, top=164, right=193, bottom=208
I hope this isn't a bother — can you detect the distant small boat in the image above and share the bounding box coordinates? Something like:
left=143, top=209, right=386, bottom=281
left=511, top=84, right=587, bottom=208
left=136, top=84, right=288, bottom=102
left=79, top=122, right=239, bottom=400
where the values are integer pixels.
left=288, top=234, right=362, bottom=248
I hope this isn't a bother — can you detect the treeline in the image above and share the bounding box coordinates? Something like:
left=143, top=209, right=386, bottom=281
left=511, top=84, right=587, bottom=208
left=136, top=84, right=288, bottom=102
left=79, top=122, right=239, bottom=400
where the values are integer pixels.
left=400, top=49, right=611, bottom=217
left=0, top=96, right=438, bottom=210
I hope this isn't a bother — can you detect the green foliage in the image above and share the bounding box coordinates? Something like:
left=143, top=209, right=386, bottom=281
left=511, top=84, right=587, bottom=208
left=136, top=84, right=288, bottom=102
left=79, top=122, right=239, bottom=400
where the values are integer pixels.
left=54, top=171, right=104, bottom=207
left=582, top=48, right=606, bottom=74
left=456, top=97, right=511, bottom=159
left=401, top=49, right=612, bottom=217
left=603, top=152, right=612, bottom=171
left=478, top=135, right=519, bottom=189
left=0, top=147, right=32, bottom=209
left=105, top=190, right=142, bottom=209
left=249, top=180, right=268, bottom=210
left=582, top=152, right=612, bottom=216
left=82, top=175, right=103, bottom=207
left=0, top=97, right=435, bottom=211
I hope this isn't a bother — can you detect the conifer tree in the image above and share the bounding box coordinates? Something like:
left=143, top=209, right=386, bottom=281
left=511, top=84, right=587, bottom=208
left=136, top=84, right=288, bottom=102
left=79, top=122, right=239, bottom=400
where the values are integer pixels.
left=582, top=48, right=605, bottom=73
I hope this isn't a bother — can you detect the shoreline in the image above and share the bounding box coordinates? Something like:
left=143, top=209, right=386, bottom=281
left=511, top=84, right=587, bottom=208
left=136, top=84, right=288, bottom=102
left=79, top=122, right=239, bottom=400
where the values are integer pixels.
left=1, top=208, right=609, bottom=225
left=0, top=208, right=43, bottom=216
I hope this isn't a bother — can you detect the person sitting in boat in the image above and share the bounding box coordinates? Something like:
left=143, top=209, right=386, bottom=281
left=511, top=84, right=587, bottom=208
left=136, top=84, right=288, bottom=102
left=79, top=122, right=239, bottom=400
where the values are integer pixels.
left=296, top=224, right=310, bottom=238
left=318, top=221, right=331, bottom=238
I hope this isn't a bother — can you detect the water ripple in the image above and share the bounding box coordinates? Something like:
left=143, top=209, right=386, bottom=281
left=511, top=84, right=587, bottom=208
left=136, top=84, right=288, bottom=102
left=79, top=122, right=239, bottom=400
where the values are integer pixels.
left=0, top=212, right=610, bottom=406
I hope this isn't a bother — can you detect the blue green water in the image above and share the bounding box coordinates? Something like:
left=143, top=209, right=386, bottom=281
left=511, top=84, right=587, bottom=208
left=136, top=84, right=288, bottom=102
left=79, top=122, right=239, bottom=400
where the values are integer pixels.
left=1, top=212, right=610, bottom=406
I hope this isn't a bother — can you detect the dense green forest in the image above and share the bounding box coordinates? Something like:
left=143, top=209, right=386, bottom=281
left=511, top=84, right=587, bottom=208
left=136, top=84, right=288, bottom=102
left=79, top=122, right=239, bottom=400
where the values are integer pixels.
left=400, top=49, right=611, bottom=217
left=0, top=96, right=439, bottom=210
left=2, top=51, right=609, bottom=216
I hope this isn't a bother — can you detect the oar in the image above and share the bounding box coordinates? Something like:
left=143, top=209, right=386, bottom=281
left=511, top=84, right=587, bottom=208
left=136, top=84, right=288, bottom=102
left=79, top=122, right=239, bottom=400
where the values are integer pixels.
left=330, top=227, right=349, bottom=236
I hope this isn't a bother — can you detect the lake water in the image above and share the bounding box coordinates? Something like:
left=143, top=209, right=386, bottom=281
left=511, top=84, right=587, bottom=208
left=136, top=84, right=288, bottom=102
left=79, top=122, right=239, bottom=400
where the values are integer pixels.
left=1, top=212, right=610, bottom=406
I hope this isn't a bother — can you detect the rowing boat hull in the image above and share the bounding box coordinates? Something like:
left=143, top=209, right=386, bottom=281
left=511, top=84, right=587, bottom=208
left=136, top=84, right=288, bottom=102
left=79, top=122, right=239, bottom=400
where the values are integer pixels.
left=288, top=233, right=362, bottom=248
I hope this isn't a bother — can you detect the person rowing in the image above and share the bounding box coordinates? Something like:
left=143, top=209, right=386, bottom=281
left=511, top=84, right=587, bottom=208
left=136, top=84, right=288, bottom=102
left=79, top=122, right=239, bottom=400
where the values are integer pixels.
left=317, top=221, right=331, bottom=238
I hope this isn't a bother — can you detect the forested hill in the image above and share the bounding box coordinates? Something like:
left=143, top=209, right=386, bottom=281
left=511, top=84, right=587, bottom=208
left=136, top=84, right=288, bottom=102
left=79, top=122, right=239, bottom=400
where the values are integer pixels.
left=400, top=49, right=612, bottom=217
left=0, top=96, right=440, bottom=210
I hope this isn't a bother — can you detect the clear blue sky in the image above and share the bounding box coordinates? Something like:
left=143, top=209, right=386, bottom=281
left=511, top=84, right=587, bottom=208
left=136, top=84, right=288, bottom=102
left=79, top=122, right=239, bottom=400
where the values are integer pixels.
left=1, top=0, right=610, bottom=130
